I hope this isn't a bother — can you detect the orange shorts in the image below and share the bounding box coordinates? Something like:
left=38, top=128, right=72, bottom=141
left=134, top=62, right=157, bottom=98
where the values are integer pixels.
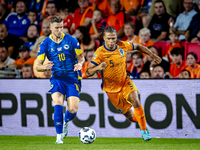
left=106, top=77, right=138, bottom=114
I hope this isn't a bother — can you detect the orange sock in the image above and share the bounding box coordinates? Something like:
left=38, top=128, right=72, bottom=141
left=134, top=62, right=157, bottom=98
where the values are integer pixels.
left=126, top=111, right=138, bottom=122
left=134, top=105, right=146, bottom=131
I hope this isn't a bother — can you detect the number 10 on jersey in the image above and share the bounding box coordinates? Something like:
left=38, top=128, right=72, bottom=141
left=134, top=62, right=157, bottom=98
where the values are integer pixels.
left=58, top=53, right=65, bottom=61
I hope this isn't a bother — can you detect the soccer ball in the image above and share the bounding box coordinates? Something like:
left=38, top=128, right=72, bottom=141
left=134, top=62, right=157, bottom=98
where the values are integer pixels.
left=79, top=127, right=96, bottom=144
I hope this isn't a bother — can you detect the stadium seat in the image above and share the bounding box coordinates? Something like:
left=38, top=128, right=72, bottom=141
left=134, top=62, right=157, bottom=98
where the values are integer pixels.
left=184, top=42, right=200, bottom=63
left=154, top=41, right=171, bottom=57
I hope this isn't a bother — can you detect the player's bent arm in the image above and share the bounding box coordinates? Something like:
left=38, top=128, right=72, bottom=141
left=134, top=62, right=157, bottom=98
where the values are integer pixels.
left=86, top=62, right=106, bottom=77
left=35, top=59, right=54, bottom=72
left=74, top=53, right=85, bottom=71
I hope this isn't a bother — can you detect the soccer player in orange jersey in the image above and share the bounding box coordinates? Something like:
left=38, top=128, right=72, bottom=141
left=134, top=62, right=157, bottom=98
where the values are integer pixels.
left=86, top=26, right=162, bottom=141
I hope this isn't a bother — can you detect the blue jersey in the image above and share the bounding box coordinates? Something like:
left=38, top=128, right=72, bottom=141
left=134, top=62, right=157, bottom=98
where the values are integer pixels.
left=3, top=13, right=31, bottom=37
left=37, top=33, right=82, bottom=84
left=24, top=41, right=35, bottom=51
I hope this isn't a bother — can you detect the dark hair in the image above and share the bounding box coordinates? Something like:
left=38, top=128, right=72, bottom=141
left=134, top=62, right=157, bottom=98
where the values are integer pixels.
left=0, top=43, right=8, bottom=51
left=50, top=16, right=63, bottom=24
left=132, top=51, right=143, bottom=59
left=76, top=26, right=91, bottom=45
left=22, top=64, right=33, bottom=70
left=29, top=9, right=38, bottom=17
left=124, top=21, right=135, bottom=29
left=28, top=24, right=40, bottom=34
left=148, top=45, right=158, bottom=51
left=102, top=26, right=117, bottom=36
left=63, top=26, right=70, bottom=34
left=181, top=69, right=191, bottom=77
left=154, top=0, right=166, bottom=11
left=93, top=9, right=103, bottom=17
left=140, top=69, right=151, bottom=77
left=187, top=52, right=198, bottom=60
left=170, top=47, right=184, bottom=56
left=47, top=1, right=57, bottom=8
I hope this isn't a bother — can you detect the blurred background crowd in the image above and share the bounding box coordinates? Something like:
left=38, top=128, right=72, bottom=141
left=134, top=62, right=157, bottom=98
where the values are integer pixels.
left=0, top=0, right=200, bottom=79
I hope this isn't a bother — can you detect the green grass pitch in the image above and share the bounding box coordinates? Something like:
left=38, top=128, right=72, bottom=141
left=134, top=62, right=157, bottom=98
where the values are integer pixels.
left=0, top=136, right=200, bottom=150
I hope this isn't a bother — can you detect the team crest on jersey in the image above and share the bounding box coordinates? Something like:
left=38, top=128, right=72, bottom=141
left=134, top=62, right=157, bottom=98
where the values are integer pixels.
left=77, top=42, right=80, bottom=46
left=22, top=19, right=27, bottom=25
left=118, top=48, right=124, bottom=55
left=13, top=20, right=16, bottom=24
left=92, top=54, right=97, bottom=59
left=57, top=47, right=62, bottom=51
left=64, top=44, right=69, bottom=49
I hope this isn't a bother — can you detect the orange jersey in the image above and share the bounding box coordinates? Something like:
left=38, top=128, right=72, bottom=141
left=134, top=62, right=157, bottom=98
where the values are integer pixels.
left=120, top=0, right=144, bottom=12
left=165, top=42, right=182, bottom=56
left=170, top=61, right=188, bottom=78
left=186, top=64, right=200, bottom=78
left=13, top=57, right=35, bottom=70
left=92, top=0, right=113, bottom=17
left=91, top=41, right=134, bottom=93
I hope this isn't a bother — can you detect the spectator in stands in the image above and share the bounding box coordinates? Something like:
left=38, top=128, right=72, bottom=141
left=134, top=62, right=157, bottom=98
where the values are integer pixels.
left=59, top=0, right=79, bottom=15
left=170, top=47, right=188, bottom=78
left=185, top=0, right=200, bottom=42
left=81, top=49, right=99, bottom=78
left=143, top=46, right=170, bottom=78
left=139, top=0, right=152, bottom=28
left=186, top=52, right=200, bottom=78
left=59, top=7, right=73, bottom=29
left=3, top=1, right=31, bottom=38
left=92, top=0, right=113, bottom=18
left=44, top=69, right=52, bottom=78
left=119, top=0, right=143, bottom=17
left=0, top=3, right=8, bottom=23
left=73, top=26, right=95, bottom=55
left=45, top=1, right=58, bottom=20
left=106, top=0, right=131, bottom=38
left=0, top=44, right=15, bottom=69
left=63, top=27, right=70, bottom=34
left=140, top=69, right=151, bottom=79
left=89, top=9, right=106, bottom=41
left=124, top=21, right=138, bottom=43
left=21, top=64, right=34, bottom=78
left=148, top=0, right=171, bottom=42
left=127, top=51, right=144, bottom=79
left=174, top=0, right=197, bottom=41
left=28, top=9, right=39, bottom=26
left=0, top=24, right=24, bottom=59
left=163, top=28, right=182, bottom=63
left=10, top=45, right=35, bottom=69
left=30, top=20, right=51, bottom=58
left=153, top=65, right=166, bottom=78
left=180, top=69, right=191, bottom=79
left=24, top=24, right=39, bottom=51
left=70, top=0, right=94, bottom=34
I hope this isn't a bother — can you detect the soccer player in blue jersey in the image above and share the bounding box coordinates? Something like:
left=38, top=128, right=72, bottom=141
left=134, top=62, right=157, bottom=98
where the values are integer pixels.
left=35, top=16, right=85, bottom=144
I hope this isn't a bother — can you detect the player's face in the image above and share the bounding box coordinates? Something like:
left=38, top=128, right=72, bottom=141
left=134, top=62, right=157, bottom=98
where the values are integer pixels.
left=140, top=33, right=150, bottom=44
left=154, top=2, right=165, bottom=16
left=22, top=67, right=33, bottom=78
left=140, top=72, right=150, bottom=79
left=132, top=55, right=143, bottom=67
left=0, top=47, right=8, bottom=62
left=42, top=23, right=51, bottom=36
left=27, top=25, right=38, bottom=38
left=50, top=22, right=63, bottom=38
left=103, top=32, right=117, bottom=50
left=0, top=24, right=7, bottom=40
left=124, top=24, right=134, bottom=37
left=153, top=66, right=164, bottom=79
left=180, top=71, right=190, bottom=79
left=187, top=54, right=196, bottom=67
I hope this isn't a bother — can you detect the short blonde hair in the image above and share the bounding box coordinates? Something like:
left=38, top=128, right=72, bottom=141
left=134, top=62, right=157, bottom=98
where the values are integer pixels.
left=139, top=28, right=151, bottom=37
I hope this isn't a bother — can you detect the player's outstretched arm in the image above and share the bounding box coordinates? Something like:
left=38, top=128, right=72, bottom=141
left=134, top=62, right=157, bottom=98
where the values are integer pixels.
left=35, top=59, right=54, bottom=72
left=74, top=53, right=85, bottom=71
left=134, top=44, right=162, bottom=65
left=86, top=62, right=106, bottom=77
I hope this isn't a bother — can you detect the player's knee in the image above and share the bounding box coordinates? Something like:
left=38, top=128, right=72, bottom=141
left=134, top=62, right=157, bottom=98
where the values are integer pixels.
left=68, top=106, right=78, bottom=114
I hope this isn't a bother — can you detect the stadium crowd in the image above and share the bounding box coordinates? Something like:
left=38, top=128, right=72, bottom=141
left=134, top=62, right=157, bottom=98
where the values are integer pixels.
left=0, top=0, right=200, bottom=79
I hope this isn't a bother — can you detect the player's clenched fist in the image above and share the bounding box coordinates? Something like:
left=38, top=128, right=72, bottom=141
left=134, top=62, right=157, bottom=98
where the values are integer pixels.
left=98, top=62, right=106, bottom=70
left=152, top=54, right=162, bottom=65
left=44, top=61, right=54, bottom=70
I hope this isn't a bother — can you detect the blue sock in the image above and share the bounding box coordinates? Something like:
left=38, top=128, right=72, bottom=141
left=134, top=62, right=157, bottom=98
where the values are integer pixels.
left=54, top=105, right=63, bottom=134
left=65, top=110, right=77, bottom=122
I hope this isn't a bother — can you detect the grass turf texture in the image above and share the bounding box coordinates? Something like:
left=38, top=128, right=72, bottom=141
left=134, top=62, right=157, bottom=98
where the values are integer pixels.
left=0, top=136, right=199, bottom=150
